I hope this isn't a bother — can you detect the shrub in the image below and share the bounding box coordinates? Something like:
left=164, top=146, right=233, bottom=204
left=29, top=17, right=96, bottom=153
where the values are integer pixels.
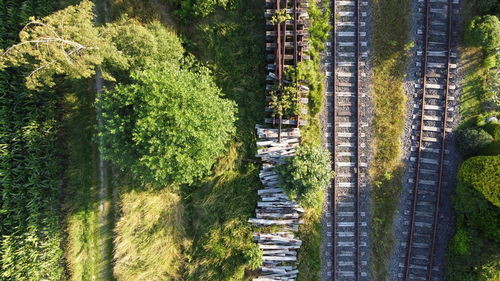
left=99, top=62, right=237, bottom=186
left=458, top=155, right=500, bottom=207
left=456, top=127, right=494, bottom=156
left=276, top=144, right=332, bottom=207
left=449, top=228, right=471, bottom=256
left=465, top=15, right=500, bottom=53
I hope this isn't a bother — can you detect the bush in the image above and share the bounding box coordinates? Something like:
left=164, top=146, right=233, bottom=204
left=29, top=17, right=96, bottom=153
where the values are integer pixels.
left=99, top=62, right=237, bottom=186
left=449, top=228, right=471, bottom=256
left=276, top=144, right=332, bottom=207
left=465, top=15, right=500, bottom=53
left=458, top=155, right=500, bottom=208
left=447, top=155, right=500, bottom=280
left=456, top=127, right=494, bottom=156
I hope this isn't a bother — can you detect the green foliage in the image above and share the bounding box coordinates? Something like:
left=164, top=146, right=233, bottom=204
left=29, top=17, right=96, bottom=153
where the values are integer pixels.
left=0, top=0, right=125, bottom=89
left=99, top=62, right=237, bottom=186
left=370, top=0, right=410, bottom=278
left=103, top=20, right=185, bottom=79
left=447, top=155, right=500, bottom=281
left=114, top=189, right=188, bottom=281
left=465, top=15, right=500, bottom=53
left=458, top=155, right=500, bottom=208
left=276, top=144, right=332, bottom=207
left=449, top=228, right=471, bottom=256
left=476, top=0, right=500, bottom=15
left=0, top=1, right=65, bottom=280
left=174, top=0, right=235, bottom=19
left=457, top=127, right=494, bottom=156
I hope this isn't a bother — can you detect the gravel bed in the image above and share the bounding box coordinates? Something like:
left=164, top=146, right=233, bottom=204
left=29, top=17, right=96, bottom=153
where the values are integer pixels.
left=387, top=1, right=463, bottom=280
left=320, top=0, right=375, bottom=280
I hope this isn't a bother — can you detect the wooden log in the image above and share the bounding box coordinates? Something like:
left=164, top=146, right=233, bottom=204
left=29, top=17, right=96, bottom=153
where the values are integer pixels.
left=262, top=256, right=297, bottom=262
left=249, top=218, right=302, bottom=226
left=257, top=188, right=283, bottom=195
left=256, top=213, right=299, bottom=219
left=259, top=245, right=300, bottom=250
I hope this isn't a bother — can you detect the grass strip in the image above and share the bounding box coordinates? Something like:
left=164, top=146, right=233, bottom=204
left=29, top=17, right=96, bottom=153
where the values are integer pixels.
left=370, top=0, right=410, bottom=279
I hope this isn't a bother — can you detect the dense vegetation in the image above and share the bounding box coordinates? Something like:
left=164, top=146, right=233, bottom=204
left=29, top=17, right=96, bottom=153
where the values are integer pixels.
left=99, top=61, right=237, bottom=186
left=447, top=156, right=500, bottom=281
left=0, top=1, right=67, bottom=280
left=277, top=144, right=332, bottom=208
left=446, top=1, right=500, bottom=279
left=369, top=0, right=410, bottom=279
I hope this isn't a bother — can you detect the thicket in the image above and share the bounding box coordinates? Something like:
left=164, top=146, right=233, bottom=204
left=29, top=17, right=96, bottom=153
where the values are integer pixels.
left=99, top=62, right=237, bottom=186
left=447, top=2, right=500, bottom=277
left=0, top=1, right=66, bottom=280
left=447, top=155, right=500, bottom=281
left=293, top=1, right=331, bottom=280
left=172, top=0, right=235, bottom=19
left=276, top=144, right=332, bottom=208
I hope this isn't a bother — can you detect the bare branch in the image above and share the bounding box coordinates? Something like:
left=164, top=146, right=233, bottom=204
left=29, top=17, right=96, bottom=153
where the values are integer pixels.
left=2, top=38, right=85, bottom=57
left=27, top=46, right=84, bottom=79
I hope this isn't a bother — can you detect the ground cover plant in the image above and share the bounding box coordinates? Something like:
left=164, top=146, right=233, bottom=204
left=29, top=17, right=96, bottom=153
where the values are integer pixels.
left=369, top=0, right=410, bottom=279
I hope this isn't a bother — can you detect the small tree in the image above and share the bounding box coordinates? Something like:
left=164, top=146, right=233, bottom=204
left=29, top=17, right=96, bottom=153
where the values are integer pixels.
left=465, top=15, right=500, bottom=53
left=276, top=144, right=333, bottom=207
left=98, top=62, right=237, bottom=186
left=456, top=127, right=494, bottom=157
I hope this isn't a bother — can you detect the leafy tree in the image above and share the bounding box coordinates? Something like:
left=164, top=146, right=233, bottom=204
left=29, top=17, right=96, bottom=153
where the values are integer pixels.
left=465, top=15, right=500, bottom=53
left=98, top=62, right=237, bottom=186
left=0, top=0, right=126, bottom=89
left=447, top=155, right=500, bottom=281
left=276, top=144, right=332, bottom=207
left=456, top=127, right=494, bottom=156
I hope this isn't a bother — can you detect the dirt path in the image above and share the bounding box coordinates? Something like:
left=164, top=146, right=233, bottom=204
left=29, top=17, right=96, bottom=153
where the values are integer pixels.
left=93, top=0, right=113, bottom=279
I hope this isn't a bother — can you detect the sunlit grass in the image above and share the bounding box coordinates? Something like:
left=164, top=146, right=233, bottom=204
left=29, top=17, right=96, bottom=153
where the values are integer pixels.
left=370, top=0, right=410, bottom=279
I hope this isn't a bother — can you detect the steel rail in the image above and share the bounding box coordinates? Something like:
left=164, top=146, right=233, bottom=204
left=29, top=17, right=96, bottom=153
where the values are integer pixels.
left=403, top=0, right=430, bottom=278
left=426, top=0, right=453, bottom=279
left=355, top=0, right=361, bottom=279
left=331, top=0, right=337, bottom=280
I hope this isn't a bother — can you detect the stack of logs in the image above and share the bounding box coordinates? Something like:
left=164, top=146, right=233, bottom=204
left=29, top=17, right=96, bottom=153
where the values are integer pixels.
left=249, top=126, right=304, bottom=281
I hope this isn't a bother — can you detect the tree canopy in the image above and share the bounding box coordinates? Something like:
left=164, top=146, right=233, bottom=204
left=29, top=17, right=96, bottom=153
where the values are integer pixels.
left=276, top=144, right=332, bottom=207
left=98, top=62, right=237, bottom=186
left=465, top=15, right=500, bottom=53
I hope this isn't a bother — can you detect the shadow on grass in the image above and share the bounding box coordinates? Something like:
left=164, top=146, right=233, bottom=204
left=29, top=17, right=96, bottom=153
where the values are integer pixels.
left=61, top=79, right=115, bottom=281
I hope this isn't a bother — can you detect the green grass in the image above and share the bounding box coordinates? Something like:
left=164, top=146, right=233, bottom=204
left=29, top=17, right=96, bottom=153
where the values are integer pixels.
left=61, top=80, right=115, bottom=281
left=459, top=47, right=486, bottom=125
left=370, top=0, right=410, bottom=279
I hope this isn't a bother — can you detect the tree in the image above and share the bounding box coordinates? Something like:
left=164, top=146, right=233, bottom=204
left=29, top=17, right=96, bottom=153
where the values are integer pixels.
left=98, top=62, right=237, bottom=186
left=465, top=15, right=500, bottom=53
left=456, top=127, right=494, bottom=157
left=0, top=0, right=126, bottom=89
left=276, top=144, right=332, bottom=207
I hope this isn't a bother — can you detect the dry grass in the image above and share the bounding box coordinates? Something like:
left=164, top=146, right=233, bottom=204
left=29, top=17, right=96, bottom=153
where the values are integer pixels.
left=113, top=188, right=188, bottom=281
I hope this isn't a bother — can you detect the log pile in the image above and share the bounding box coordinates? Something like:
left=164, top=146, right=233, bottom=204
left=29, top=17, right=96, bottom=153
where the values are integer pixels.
left=250, top=125, right=304, bottom=281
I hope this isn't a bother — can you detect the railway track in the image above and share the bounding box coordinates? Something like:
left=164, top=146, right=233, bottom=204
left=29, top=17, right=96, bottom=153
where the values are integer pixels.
left=328, top=0, right=369, bottom=280
left=400, top=0, right=458, bottom=280
left=265, top=0, right=309, bottom=130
